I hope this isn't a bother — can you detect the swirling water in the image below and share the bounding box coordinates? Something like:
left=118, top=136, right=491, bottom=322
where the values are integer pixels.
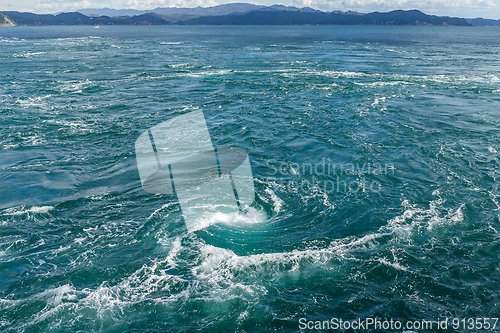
left=1, top=25, right=500, bottom=332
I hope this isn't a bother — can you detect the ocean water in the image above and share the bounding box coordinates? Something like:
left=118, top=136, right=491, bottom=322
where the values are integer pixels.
left=1, top=25, right=500, bottom=332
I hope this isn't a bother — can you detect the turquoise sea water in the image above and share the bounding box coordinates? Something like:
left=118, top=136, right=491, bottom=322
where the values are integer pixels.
left=1, top=25, right=500, bottom=332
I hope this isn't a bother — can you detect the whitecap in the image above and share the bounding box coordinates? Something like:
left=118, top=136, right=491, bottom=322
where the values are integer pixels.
left=183, top=70, right=232, bottom=78
left=189, top=207, right=267, bottom=232
left=2, top=205, right=53, bottom=216
left=264, top=188, right=284, bottom=214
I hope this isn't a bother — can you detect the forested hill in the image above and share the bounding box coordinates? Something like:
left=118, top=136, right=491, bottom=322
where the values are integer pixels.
left=179, top=10, right=471, bottom=26
left=0, top=9, right=471, bottom=26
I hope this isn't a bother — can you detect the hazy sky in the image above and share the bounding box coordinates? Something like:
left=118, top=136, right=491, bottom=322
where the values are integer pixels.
left=3, top=0, right=500, bottom=19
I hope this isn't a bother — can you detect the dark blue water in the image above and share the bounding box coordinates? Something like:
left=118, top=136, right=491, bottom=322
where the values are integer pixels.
left=1, top=25, right=500, bottom=332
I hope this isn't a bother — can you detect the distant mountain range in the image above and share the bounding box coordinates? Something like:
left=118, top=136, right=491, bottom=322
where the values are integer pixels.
left=0, top=4, right=483, bottom=27
left=466, top=18, right=500, bottom=26
left=75, top=4, right=343, bottom=17
left=178, top=10, right=469, bottom=26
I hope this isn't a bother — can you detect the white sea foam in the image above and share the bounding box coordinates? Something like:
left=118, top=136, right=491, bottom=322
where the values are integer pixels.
left=190, top=207, right=267, bottom=232
left=2, top=205, right=53, bottom=216
left=385, top=198, right=464, bottom=237
left=59, top=79, right=94, bottom=93
left=39, top=285, right=76, bottom=305
left=11, top=51, right=46, bottom=58
left=264, top=188, right=284, bottom=214
left=0, top=38, right=25, bottom=43
left=43, top=118, right=91, bottom=133
left=193, top=230, right=386, bottom=280
left=379, top=258, right=408, bottom=272
left=165, top=237, right=182, bottom=267
left=15, top=94, right=52, bottom=108
left=147, top=202, right=179, bottom=221
left=169, top=63, right=192, bottom=68
left=371, top=96, right=386, bottom=106
left=308, top=69, right=366, bottom=78
left=184, top=70, right=232, bottom=77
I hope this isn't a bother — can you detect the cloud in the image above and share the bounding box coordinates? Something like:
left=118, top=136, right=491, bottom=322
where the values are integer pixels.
left=293, top=0, right=317, bottom=7
left=319, top=0, right=500, bottom=18
left=1, top=0, right=217, bottom=12
left=123, top=0, right=218, bottom=9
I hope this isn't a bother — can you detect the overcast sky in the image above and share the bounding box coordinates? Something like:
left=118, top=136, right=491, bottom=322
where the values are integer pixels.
left=3, top=0, right=500, bottom=19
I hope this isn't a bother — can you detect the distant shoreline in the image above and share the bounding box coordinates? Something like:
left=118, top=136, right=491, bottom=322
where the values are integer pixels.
left=0, top=9, right=473, bottom=27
